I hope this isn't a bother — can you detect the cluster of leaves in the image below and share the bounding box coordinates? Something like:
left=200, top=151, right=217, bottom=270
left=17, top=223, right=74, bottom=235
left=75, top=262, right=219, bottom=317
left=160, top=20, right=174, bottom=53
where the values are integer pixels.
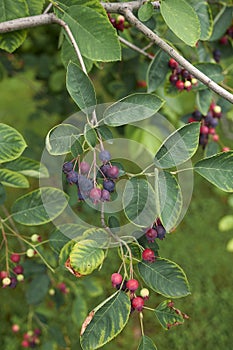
left=0, top=0, right=233, bottom=349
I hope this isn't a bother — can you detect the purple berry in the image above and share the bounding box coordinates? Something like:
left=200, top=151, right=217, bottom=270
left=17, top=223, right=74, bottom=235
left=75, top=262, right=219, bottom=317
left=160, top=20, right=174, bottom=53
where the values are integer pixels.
left=79, top=161, right=90, bottom=174
left=106, top=166, right=119, bottom=179
left=9, top=277, right=18, bottom=288
left=100, top=164, right=111, bottom=177
left=169, top=74, right=178, bottom=86
left=103, top=180, right=115, bottom=192
left=99, top=150, right=111, bottom=162
left=66, top=171, right=79, bottom=184
left=62, top=162, right=73, bottom=174
left=145, top=228, right=157, bottom=243
left=156, top=225, right=166, bottom=239
left=213, top=49, right=221, bottom=63
left=89, top=188, right=102, bottom=202
left=13, top=265, right=24, bottom=275
left=101, top=189, right=110, bottom=201
left=192, top=110, right=202, bottom=121
left=181, top=69, right=191, bottom=79
left=77, top=175, right=93, bottom=192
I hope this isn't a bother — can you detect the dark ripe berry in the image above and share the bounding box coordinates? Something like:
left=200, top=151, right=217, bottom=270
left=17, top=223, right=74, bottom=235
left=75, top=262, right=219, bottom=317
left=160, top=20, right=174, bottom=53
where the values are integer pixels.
left=77, top=188, right=84, bottom=201
left=142, top=248, right=156, bottom=262
left=199, top=134, right=208, bottom=148
left=175, top=80, right=184, bottom=90
left=192, top=110, right=202, bottom=121
left=227, top=26, right=233, bottom=38
left=169, top=74, right=178, bottom=86
left=10, top=253, right=20, bottom=263
left=103, top=179, right=115, bottom=192
left=181, top=69, right=190, bottom=79
left=111, top=273, right=123, bottom=287
left=126, top=279, right=139, bottom=292
left=13, top=265, right=24, bottom=275
left=34, top=328, right=41, bottom=336
left=131, top=296, right=144, bottom=311
left=100, top=164, right=111, bottom=177
left=101, top=189, right=110, bottom=201
left=9, top=277, right=18, bottom=288
left=78, top=175, right=93, bottom=193
left=79, top=161, right=90, bottom=174
left=168, top=58, right=179, bottom=69
left=205, top=113, right=218, bottom=127
left=89, top=188, right=102, bottom=202
left=66, top=170, right=79, bottom=184
left=219, top=36, right=228, bottom=45
left=157, top=225, right=166, bottom=240
left=145, top=227, right=157, bottom=242
left=99, top=150, right=111, bottom=162
left=213, top=49, right=221, bottom=63
left=106, top=165, right=119, bottom=179
left=62, top=162, right=73, bottom=174
left=200, top=125, right=209, bottom=134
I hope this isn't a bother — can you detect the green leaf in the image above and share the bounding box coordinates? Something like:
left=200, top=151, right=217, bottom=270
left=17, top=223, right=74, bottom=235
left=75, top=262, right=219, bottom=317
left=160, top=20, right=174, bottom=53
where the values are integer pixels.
left=123, top=178, right=157, bottom=227
left=209, top=6, right=233, bottom=41
left=84, top=124, right=97, bottom=149
left=103, top=93, right=164, bottom=126
left=80, top=291, right=131, bottom=350
left=82, top=277, right=104, bottom=297
left=147, top=51, right=170, bottom=93
left=97, top=125, right=113, bottom=143
left=204, top=141, right=220, bottom=158
left=69, top=240, right=105, bottom=275
left=66, top=61, right=96, bottom=115
left=59, top=240, right=75, bottom=266
left=0, top=123, right=27, bottom=163
left=196, top=89, right=213, bottom=115
left=191, top=1, right=213, bottom=40
left=0, top=0, right=29, bottom=52
left=154, top=123, right=200, bottom=168
left=194, top=63, right=224, bottom=89
left=194, top=152, right=233, bottom=192
left=138, top=335, right=157, bottom=350
left=3, top=156, right=49, bottom=178
left=0, top=169, right=29, bottom=188
left=160, top=0, right=201, bottom=46
left=45, top=123, right=80, bottom=155
left=62, top=5, right=121, bottom=61
left=26, top=274, right=50, bottom=304
left=25, top=0, right=45, bottom=15
left=138, top=2, right=154, bottom=22
left=11, top=187, right=69, bottom=225
left=72, top=293, right=88, bottom=327
left=138, top=258, right=190, bottom=298
left=61, top=38, right=93, bottom=73
left=82, top=228, right=109, bottom=248
left=154, top=300, right=184, bottom=329
left=156, top=170, right=182, bottom=231
left=71, top=136, right=83, bottom=158
left=218, top=215, right=233, bottom=232
left=0, top=183, right=6, bottom=205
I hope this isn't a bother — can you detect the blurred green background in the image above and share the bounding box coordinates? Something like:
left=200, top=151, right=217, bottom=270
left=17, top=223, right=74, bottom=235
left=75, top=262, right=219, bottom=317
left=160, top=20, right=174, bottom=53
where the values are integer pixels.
left=0, top=23, right=233, bottom=350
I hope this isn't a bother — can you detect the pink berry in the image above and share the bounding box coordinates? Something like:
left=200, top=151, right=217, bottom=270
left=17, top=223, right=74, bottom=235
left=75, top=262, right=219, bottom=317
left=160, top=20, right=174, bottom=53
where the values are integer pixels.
left=200, top=125, right=209, bottom=134
left=106, top=166, right=119, bottom=179
left=131, top=296, right=144, bottom=311
left=222, top=147, right=230, bottom=152
left=21, top=340, right=30, bottom=348
left=145, top=228, right=157, bottom=242
left=126, top=279, right=139, bottom=292
left=12, top=324, right=20, bottom=332
left=212, top=134, right=219, bottom=142
left=89, top=188, right=102, bottom=202
left=0, top=270, right=8, bottom=279
left=208, top=127, right=215, bottom=135
left=80, top=161, right=90, bottom=174
left=10, top=253, right=20, bottom=263
left=13, top=265, right=24, bottom=275
left=175, top=80, right=184, bottom=90
left=142, top=248, right=156, bottom=263
left=111, top=273, right=123, bottom=287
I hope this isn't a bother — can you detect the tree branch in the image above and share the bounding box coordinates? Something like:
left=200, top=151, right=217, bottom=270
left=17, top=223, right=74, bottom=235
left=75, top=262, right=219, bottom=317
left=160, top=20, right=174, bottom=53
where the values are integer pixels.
left=123, top=9, right=233, bottom=104
left=118, top=36, right=154, bottom=59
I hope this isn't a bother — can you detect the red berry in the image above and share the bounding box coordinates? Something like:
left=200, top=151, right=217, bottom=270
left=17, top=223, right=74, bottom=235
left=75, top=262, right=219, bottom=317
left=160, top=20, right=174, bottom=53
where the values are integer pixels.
left=175, top=80, right=184, bottom=90
left=10, top=253, right=20, bottom=263
left=131, top=296, right=144, bottom=311
left=200, top=125, right=209, bottom=134
left=126, top=279, right=139, bottom=292
left=168, top=58, right=179, bottom=69
left=212, top=134, right=219, bottom=142
left=89, top=188, right=102, bottom=202
left=188, top=117, right=196, bottom=123
left=111, top=273, right=123, bottom=287
left=13, top=265, right=24, bottom=275
left=219, top=36, right=228, bottom=45
left=21, top=340, right=30, bottom=348
left=106, top=166, right=119, bottom=179
left=137, top=80, right=147, bottom=88
left=222, top=147, right=230, bottom=152
left=142, top=248, right=156, bottom=263
left=208, top=127, right=216, bottom=135
left=145, top=228, right=157, bottom=242
left=0, top=270, right=8, bottom=279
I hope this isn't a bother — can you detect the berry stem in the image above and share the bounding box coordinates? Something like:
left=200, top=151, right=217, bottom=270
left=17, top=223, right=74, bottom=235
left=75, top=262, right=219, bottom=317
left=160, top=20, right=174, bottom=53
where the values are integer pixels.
left=139, top=312, right=145, bottom=336
left=0, top=219, right=9, bottom=274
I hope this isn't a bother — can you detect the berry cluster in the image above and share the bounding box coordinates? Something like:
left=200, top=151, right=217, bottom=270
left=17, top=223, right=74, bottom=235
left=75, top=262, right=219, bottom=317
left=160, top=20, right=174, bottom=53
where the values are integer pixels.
left=63, top=150, right=120, bottom=204
left=145, top=218, right=167, bottom=243
left=188, top=103, right=230, bottom=150
left=111, top=273, right=150, bottom=312
left=219, top=25, right=233, bottom=45
left=21, top=329, right=42, bottom=348
left=107, top=14, right=128, bottom=32
left=168, top=58, right=198, bottom=91
left=1, top=253, right=24, bottom=289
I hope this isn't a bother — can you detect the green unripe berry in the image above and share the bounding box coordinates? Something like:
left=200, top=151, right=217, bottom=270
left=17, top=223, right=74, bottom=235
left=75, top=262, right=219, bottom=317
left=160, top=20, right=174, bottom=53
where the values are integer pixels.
left=49, top=288, right=55, bottom=296
left=31, top=234, right=40, bottom=242
left=17, top=274, right=24, bottom=282
left=2, top=277, right=11, bottom=286
left=140, top=288, right=150, bottom=299
left=26, top=248, right=35, bottom=258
